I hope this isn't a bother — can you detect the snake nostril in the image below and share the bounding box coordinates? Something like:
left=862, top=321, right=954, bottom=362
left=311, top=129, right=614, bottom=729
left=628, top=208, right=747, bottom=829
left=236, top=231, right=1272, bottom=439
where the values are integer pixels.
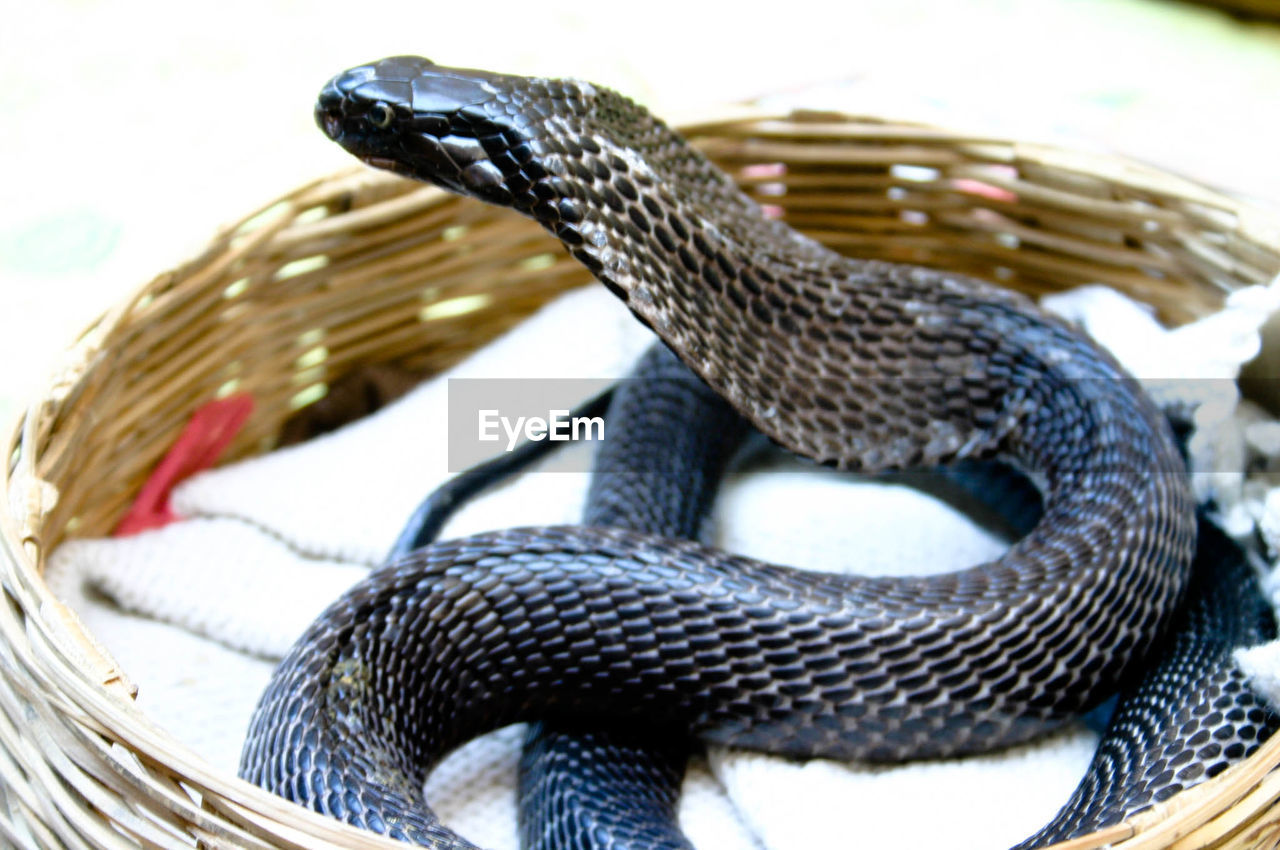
left=313, top=104, right=343, bottom=140
left=315, top=83, right=349, bottom=139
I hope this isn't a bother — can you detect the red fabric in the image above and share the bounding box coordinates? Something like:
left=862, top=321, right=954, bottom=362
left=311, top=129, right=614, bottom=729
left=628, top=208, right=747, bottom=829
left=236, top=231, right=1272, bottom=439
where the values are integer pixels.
left=114, top=394, right=254, bottom=536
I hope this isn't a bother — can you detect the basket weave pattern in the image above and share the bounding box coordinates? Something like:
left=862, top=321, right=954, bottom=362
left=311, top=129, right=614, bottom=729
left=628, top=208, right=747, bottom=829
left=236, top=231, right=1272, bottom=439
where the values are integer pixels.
left=3, top=111, right=1280, bottom=849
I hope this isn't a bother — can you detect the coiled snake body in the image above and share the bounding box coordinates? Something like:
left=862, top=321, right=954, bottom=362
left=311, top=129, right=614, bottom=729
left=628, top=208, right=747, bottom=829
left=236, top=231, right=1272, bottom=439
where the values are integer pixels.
left=241, top=56, right=1205, bottom=847
left=401, top=351, right=1278, bottom=850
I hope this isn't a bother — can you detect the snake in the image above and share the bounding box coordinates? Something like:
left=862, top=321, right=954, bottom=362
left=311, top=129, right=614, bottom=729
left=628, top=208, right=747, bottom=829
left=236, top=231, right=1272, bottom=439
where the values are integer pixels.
left=1017, top=513, right=1277, bottom=847
left=240, top=56, right=1211, bottom=848
left=387, top=354, right=1278, bottom=850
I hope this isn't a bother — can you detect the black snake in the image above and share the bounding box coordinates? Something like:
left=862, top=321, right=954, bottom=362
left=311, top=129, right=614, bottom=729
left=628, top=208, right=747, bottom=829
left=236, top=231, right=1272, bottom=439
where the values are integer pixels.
left=238, top=56, right=1276, bottom=848
left=387, top=352, right=1277, bottom=850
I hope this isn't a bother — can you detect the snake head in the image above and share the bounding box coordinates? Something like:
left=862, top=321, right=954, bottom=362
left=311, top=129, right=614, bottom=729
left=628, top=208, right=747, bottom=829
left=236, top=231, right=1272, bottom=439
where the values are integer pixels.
left=316, top=56, right=595, bottom=211
left=315, top=56, right=758, bottom=309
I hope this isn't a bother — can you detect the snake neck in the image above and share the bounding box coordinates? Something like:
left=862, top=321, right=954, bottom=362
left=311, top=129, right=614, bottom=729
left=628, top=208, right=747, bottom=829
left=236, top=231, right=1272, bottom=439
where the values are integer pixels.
left=508, top=86, right=1163, bottom=476
left=515, top=85, right=840, bottom=304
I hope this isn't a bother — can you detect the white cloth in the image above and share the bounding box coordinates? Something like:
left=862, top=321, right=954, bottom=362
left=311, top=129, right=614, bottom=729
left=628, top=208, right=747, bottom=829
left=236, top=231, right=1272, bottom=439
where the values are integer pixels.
left=44, top=280, right=1280, bottom=850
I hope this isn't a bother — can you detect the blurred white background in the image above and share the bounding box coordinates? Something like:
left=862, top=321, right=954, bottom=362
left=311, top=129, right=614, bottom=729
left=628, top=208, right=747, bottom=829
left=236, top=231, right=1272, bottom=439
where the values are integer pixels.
left=1, top=0, right=1278, bottom=427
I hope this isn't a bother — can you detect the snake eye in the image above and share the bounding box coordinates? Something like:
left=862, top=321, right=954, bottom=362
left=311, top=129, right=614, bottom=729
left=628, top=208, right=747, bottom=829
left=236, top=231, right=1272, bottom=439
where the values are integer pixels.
left=368, top=102, right=395, bottom=129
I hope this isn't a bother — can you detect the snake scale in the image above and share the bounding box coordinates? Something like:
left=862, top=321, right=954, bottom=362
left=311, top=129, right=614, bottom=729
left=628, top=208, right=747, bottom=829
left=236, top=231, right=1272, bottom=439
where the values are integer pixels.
left=238, top=55, right=1273, bottom=848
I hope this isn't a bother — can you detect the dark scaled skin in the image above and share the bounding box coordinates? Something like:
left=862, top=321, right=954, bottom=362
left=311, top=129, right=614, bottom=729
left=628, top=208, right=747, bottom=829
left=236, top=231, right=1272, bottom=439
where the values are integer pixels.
left=519, top=724, right=692, bottom=850
left=384, top=351, right=1279, bottom=850
left=521, top=343, right=750, bottom=850
left=1015, top=517, right=1279, bottom=848
left=240, top=57, right=1200, bottom=848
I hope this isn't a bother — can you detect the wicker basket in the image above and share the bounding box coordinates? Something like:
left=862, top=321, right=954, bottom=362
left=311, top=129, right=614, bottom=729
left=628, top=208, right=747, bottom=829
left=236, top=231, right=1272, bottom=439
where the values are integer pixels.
left=3, top=109, right=1280, bottom=850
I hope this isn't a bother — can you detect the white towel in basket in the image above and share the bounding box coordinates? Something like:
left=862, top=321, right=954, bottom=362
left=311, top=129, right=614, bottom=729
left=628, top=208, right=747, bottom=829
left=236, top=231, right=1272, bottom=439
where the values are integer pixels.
left=44, top=279, right=1280, bottom=850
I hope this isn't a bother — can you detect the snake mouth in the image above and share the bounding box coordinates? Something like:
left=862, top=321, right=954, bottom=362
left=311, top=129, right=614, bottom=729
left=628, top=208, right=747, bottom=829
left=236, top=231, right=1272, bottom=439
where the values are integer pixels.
left=314, top=103, right=415, bottom=178
left=359, top=155, right=415, bottom=177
